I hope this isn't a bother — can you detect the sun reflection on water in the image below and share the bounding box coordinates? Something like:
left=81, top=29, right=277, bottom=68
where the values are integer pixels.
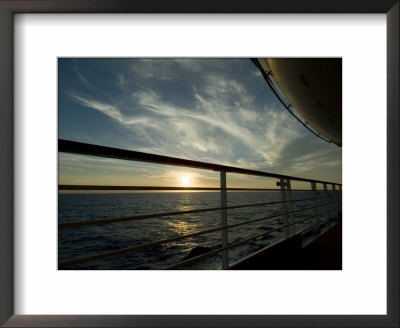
left=167, top=220, right=198, bottom=235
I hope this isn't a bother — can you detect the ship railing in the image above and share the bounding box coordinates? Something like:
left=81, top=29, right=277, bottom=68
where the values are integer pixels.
left=58, top=139, right=342, bottom=269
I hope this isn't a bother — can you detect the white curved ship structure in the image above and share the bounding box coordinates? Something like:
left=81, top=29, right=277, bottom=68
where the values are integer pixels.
left=253, top=58, right=342, bottom=147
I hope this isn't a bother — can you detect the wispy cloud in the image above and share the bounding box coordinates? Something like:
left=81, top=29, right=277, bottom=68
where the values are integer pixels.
left=72, top=66, right=91, bottom=89
left=68, top=92, right=156, bottom=128
left=69, top=93, right=123, bottom=120
left=118, top=72, right=126, bottom=87
left=130, top=59, right=176, bottom=81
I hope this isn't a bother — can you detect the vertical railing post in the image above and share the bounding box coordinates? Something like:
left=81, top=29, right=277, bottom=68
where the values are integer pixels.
left=286, top=179, right=295, bottom=235
left=311, top=181, right=320, bottom=225
left=279, top=178, right=289, bottom=238
left=330, top=184, right=336, bottom=220
left=220, top=171, right=228, bottom=269
left=323, top=183, right=330, bottom=220
left=333, top=184, right=340, bottom=220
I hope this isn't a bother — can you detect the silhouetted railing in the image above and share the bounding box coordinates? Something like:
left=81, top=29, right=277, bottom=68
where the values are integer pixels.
left=58, top=139, right=342, bottom=269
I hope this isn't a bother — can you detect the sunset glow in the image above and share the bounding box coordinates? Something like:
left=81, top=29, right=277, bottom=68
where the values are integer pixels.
left=180, top=175, right=191, bottom=187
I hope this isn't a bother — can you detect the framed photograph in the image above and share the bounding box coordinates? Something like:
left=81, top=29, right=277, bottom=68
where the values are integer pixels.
left=1, top=1, right=398, bottom=327
left=56, top=57, right=343, bottom=272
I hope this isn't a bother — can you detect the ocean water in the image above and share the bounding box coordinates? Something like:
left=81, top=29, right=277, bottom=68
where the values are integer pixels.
left=58, top=191, right=337, bottom=270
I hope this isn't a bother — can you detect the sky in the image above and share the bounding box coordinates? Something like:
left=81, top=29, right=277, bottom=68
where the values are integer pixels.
left=58, top=58, right=342, bottom=189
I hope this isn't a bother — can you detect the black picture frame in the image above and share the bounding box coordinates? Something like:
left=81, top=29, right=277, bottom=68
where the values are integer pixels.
left=0, top=1, right=398, bottom=327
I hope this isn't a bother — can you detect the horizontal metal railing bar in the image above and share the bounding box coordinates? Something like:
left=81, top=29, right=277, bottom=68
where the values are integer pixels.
left=59, top=195, right=334, bottom=228
left=58, top=185, right=326, bottom=192
left=225, top=200, right=334, bottom=231
left=58, top=202, right=336, bottom=268
left=59, top=139, right=342, bottom=186
left=164, top=207, right=338, bottom=269
left=59, top=185, right=279, bottom=191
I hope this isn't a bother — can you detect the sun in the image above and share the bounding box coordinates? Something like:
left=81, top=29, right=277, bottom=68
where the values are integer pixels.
left=180, top=175, right=191, bottom=187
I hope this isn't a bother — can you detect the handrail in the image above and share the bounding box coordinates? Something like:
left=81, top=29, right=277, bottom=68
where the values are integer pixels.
left=58, top=200, right=336, bottom=268
left=59, top=195, right=334, bottom=228
left=59, top=185, right=316, bottom=192
left=59, top=139, right=342, bottom=186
